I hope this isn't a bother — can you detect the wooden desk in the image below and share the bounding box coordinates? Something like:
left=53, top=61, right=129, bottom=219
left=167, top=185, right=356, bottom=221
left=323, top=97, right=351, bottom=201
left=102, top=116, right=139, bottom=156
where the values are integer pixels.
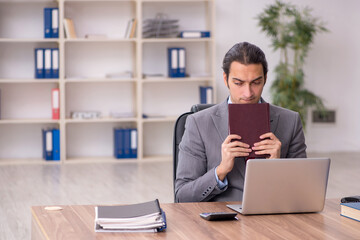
left=31, top=199, right=360, bottom=240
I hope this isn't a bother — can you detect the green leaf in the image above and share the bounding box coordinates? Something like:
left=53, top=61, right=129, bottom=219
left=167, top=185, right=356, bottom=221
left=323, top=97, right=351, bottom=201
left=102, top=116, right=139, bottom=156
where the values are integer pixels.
left=257, top=0, right=328, bottom=129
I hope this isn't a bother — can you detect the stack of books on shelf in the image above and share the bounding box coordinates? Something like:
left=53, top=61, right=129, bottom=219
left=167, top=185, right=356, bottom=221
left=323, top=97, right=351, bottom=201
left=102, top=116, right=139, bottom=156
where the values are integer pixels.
left=143, top=13, right=179, bottom=38
left=35, top=48, right=59, bottom=79
left=95, top=199, right=167, bottom=232
left=114, top=128, right=137, bottom=159
left=42, top=128, right=60, bottom=161
left=168, top=47, right=186, bottom=78
left=44, top=8, right=59, bottom=38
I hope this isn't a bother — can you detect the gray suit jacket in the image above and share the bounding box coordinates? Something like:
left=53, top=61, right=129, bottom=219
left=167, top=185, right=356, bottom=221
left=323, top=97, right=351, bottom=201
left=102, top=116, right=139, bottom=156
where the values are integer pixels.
left=175, top=99, right=307, bottom=202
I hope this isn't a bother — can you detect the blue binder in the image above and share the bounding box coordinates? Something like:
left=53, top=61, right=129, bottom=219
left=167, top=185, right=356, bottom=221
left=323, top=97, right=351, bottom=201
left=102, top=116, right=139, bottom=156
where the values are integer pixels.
left=52, top=129, right=60, bottom=161
left=129, top=128, right=137, bottom=158
left=177, top=48, right=186, bottom=77
left=51, top=48, right=59, bottom=78
left=44, top=48, right=52, bottom=78
left=44, top=8, right=52, bottom=38
left=51, top=8, right=59, bottom=38
left=114, top=128, right=124, bottom=159
left=179, top=31, right=211, bottom=38
left=123, top=128, right=131, bottom=158
left=168, top=48, right=178, bottom=77
left=200, top=86, right=213, bottom=104
left=35, top=48, right=44, bottom=79
left=42, top=129, right=53, bottom=160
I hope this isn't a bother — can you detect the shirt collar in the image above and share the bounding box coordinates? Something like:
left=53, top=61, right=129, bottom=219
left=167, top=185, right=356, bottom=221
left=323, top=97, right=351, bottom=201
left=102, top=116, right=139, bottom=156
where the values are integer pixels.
left=228, top=97, right=262, bottom=104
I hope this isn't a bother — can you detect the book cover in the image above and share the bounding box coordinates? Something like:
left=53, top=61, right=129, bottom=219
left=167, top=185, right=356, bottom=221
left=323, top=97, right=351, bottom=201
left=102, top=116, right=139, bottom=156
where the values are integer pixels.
left=97, top=199, right=161, bottom=219
left=341, top=202, right=360, bottom=222
left=129, top=19, right=137, bottom=38
left=44, top=48, right=52, bottom=79
left=114, top=128, right=124, bottom=159
left=44, top=8, right=52, bottom=38
left=124, top=19, right=134, bottom=38
left=228, top=103, right=270, bottom=160
left=63, top=18, right=77, bottom=39
left=130, top=128, right=137, bottom=158
left=52, top=88, right=60, bottom=120
left=179, top=31, right=210, bottom=38
left=168, top=48, right=178, bottom=77
left=178, top=48, right=186, bottom=77
left=199, top=86, right=213, bottom=104
left=51, top=8, right=59, bottom=38
left=51, top=48, right=59, bottom=78
left=123, top=128, right=131, bottom=158
left=42, top=129, right=53, bottom=160
left=52, top=129, right=60, bottom=161
left=35, top=48, right=44, bottom=79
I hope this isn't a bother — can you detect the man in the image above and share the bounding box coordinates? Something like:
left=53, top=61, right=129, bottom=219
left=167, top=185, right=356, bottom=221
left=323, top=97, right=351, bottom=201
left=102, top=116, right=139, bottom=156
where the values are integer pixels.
left=175, top=42, right=307, bottom=202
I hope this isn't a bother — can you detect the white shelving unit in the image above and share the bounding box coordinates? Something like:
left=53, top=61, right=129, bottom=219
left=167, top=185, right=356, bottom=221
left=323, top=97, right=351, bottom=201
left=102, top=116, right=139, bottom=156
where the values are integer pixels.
left=0, top=0, right=215, bottom=164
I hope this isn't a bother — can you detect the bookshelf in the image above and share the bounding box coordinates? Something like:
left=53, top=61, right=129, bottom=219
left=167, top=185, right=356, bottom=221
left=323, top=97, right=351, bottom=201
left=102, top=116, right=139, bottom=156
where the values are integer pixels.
left=0, top=0, right=215, bottom=163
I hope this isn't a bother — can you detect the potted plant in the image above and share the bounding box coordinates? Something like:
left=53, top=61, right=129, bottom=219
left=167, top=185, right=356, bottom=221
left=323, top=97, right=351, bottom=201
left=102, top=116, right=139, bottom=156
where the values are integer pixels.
left=257, top=0, right=328, bottom=128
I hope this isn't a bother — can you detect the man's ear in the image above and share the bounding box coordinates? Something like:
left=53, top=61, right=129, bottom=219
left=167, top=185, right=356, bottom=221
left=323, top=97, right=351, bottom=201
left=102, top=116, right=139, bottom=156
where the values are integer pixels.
left=223, top=72, right=229, bottom=88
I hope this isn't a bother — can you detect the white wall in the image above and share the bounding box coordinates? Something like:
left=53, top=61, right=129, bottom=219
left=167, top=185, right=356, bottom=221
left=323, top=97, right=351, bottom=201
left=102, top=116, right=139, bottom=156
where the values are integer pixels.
left=215, top=0, right=360, bottom=152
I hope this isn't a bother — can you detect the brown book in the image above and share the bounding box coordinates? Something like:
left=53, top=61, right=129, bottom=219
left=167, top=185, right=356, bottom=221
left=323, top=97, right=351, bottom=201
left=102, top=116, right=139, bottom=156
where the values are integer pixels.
left=228, top=103, right=270, bottom=160
left=63, top=18, right=77, bottom=39
left=129, top=19, right=137, bottom=38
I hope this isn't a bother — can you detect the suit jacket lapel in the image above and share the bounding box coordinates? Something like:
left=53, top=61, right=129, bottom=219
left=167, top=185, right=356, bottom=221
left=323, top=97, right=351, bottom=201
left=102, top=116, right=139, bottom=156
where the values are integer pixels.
left=211, top=100, right=228, bottom=143
left=269, top=105, right=280, bottom=134
left=261, top=98, right=279, bottom=134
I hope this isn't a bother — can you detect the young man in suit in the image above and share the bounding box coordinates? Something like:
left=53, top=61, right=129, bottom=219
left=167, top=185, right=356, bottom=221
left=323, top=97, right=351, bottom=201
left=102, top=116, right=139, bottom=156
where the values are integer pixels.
left=175, top=42, right=307, bottom=202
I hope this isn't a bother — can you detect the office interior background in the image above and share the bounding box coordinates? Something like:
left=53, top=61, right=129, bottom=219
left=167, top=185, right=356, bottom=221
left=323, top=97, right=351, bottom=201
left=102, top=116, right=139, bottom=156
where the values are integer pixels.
left=1, top=0, right=360, bottom=239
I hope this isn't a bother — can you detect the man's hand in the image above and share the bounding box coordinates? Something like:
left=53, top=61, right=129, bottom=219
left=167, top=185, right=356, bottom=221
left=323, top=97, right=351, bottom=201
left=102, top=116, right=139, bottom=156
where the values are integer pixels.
left=252, top=132, right=281, bottom=159
left=216, top=134, right=252, bottom=181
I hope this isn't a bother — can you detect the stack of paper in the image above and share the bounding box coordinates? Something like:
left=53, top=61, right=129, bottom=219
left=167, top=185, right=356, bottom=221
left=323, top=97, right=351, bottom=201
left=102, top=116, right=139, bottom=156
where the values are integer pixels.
left=95, top=199, right=166, bottom=232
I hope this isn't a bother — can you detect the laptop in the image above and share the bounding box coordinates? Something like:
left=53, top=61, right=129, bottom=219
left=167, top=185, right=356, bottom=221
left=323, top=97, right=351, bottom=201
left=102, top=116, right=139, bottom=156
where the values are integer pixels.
left=227, top=158, right=330, bottom=215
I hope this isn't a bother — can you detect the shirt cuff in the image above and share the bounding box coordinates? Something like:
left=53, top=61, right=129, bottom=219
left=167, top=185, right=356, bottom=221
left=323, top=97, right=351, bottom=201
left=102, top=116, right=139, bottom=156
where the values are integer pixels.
left=214, top=167, right=228, bottom=190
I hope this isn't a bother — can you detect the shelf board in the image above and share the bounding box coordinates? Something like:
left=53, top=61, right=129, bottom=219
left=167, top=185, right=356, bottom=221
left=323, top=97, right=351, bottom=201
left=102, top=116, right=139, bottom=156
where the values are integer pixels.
left=0, top=158, right=59, bottom=166
left=65, top=78, right=136, bottom=83
left=0, top=156, right=171, bottom=165
left=0, top=119, right=59, bottom=124
left=64, top=157, right=137, bottom=163
left=142, top=0, right=212, bottom=2
left=64, top=38, right=136, bottom=43
left=65, top=117, right=138, bottom=123
left=142, top=116, right=178, bottom=123
left=64, top=0, right=135, bottom=2
left=0, top=38, right=59, bottom=43
left=141, top=38, right=213, bottom=43
left=0, top=79, right=59, bottom=83
left=142, top=155, right=172, bottom=162
left=142, top=76, right=212, bottom=83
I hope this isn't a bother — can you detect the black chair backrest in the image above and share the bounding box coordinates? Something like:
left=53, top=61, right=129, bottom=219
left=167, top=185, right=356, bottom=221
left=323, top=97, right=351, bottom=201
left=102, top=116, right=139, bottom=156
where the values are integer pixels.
left=173, top=104, right=215, bottom=202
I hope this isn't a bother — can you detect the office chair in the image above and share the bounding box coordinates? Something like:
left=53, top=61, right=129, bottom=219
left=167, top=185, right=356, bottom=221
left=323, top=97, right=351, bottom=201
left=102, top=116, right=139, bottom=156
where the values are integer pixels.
left=173, top=103, right=215, bottom=202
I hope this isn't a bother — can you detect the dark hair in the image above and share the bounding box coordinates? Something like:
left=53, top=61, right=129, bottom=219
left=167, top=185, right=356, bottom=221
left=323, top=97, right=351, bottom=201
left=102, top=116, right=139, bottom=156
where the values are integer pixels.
left=222, top=42, right=268, bottom=81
